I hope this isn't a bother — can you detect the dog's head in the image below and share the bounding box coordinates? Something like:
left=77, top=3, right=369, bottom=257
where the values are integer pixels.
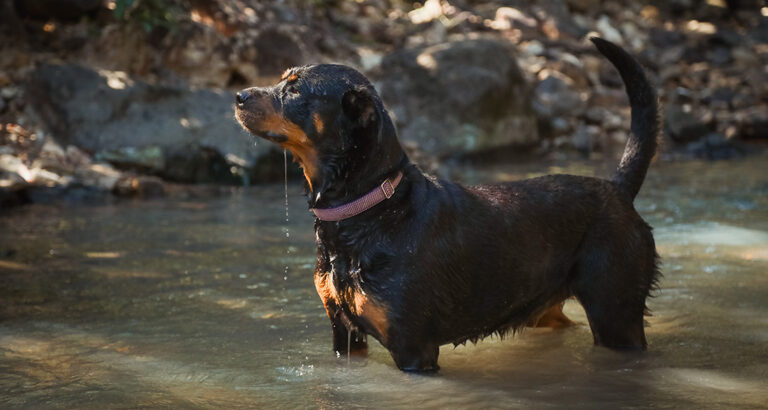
left=235, top=64, right=404, bottom=205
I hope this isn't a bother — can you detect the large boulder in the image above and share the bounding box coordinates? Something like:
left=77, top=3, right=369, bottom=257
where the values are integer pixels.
left=26, top=64, right=276, bottom=184
left=373, top=38, right=538, bottom=158
left=664, top=104, right=711, bottom=143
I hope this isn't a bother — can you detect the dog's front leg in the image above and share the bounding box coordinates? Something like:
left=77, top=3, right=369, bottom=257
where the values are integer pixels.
left=388, top=340, right=440, bottom=373
left=315, top=270, right=368, bottom=356
left=327, top=306, right=369, bottom=357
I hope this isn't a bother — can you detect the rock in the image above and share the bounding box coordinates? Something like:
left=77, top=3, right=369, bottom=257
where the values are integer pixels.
left=597, top=15, right=623, bottom=44
left=664, top=105, right=711, bottom=143
left=0, top=167, right=27, bottom=190
left=14, top=0, right=102, bottom=20
left=659, top=46, right=686, bottom=67
left=565, top=0, right=601, bottom=12
left=704, top=87, right=735, bottom=105
left=649, top=28, right=685, bottom=48
left=533, top=69, right=585, bottom=119
left=530, top=1, right=586, bottom=39
left=164, top=28, right=234, bottom=88
left=551, top=117, right=572, bottom=134
left=163, top=144, right=241, bottom=184
left=685, top=133, right=745, bottom=160
left=29, top=167, right=70, bottom=187
left=26, top=64, right=273, bottom=184
left=113, top=175, right=165, bottom=198
left=707, top=46, right=732, bottom=65
left=1, top=87, right=19, bottom=99
left=95, top=146, right=165, bottom=173
left=251, top=27, right=307, bottom=77
left=520, top=40, right=545, bottom=56
left=33, top=138, right=93, bottom=177
left=66, top=145, right=92, bottom=167
left=571, top=126, right=592, bottom=153
left=74, top=163, right=123, bottom=191
left=724, top=0, right=764, bottom=10
left=708, top=28, right=745, bottom=47
left=570, top=125, right=602, bottom=153
left=737, top=106, right=768, bottom=140
left=490, top=7, right=538, bottom=31
left=375, top=38, right=538, bottom=157
left=358, top=48, right=383, bottom=72
left=0, top=155, right=32, bottom=182
left=408, top=0, right=443, bottom=24
left=584, top=106, right=624, bottom=130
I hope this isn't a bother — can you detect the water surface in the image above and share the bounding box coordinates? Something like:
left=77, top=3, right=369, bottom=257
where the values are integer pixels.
left=1, top=156, right=767, bottom=408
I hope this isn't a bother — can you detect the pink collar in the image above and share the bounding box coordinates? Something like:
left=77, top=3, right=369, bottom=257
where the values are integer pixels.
left=311, top=172, right=404, bottom=221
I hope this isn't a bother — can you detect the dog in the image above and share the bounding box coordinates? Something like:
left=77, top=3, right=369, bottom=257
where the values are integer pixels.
left=235, top=37, right=660, bottom=372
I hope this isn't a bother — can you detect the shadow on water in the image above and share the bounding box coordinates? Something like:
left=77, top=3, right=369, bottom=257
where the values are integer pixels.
left=1, top=156, right=767, bottom=408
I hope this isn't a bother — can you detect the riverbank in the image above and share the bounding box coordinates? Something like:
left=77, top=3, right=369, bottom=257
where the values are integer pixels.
left=1, top=0, right=766, bottom=207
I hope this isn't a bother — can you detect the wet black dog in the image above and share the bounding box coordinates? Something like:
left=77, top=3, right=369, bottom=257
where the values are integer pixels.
left=235, top=37, right=660, bottom=372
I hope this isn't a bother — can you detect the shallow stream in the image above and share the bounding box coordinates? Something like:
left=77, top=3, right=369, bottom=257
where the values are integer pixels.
left=1, top=156, right=767, bottom=408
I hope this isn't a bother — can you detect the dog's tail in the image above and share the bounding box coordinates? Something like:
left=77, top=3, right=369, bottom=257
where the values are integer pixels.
left=591, top=37, right=660, bottom=201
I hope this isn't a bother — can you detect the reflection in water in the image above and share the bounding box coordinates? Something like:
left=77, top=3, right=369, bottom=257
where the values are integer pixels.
left=1, top=157, right=767, bottom=408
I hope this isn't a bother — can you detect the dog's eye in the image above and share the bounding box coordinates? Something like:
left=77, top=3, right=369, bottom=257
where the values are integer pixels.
left=287, top=85, right=300, bottom=95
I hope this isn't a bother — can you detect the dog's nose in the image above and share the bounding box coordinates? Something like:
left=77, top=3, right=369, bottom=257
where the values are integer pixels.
left=235, top=91, right=249, bottom=107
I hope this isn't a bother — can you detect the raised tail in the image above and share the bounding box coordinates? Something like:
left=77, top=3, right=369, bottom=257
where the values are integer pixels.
left=591, top=37, right=660, bottom=200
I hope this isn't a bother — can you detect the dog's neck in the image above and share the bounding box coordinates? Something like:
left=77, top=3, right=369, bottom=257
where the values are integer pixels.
left=308, top=152, right=408, bottom=210
left=308, top=117, right=407, bottom=210
left=311, top=170, right=404, bottom=221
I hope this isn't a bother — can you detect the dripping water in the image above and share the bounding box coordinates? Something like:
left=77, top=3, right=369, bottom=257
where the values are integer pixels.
left=280, top=149, right=289, bottom=323
left=283, top=149, right=290, bottom=281
left=280, top=150, right=290, bottom=361
left=284, top=149, right=290, bottom=236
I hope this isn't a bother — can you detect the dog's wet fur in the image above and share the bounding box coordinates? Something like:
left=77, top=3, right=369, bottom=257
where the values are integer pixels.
left=235, top=38, right=661, bottom=372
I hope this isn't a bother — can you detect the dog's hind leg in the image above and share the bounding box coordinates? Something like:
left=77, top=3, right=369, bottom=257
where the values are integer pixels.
left=570, top=229, right=657, bottom=350
left=526, top=302, right=574, bottom=329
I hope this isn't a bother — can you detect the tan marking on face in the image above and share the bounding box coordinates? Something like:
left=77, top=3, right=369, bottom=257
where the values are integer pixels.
left=286, top=74, right=298, bottom=83
left=281, top=69, right=292, bottom=80
left=314, top=270, right=389, bottom=343
left=242, top=98, right=318, bottom=190
left=313, top=113, right=324, bottom=134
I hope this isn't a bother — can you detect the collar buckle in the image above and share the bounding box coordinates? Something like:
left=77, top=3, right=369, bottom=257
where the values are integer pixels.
left=381, top=179, right=395, bottom=199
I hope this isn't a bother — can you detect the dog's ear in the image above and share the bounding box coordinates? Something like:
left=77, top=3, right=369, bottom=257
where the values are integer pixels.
left=342, top=86, right=379, bottom=129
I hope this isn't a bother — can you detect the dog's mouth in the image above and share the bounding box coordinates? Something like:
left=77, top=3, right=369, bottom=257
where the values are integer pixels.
left=234, top=106, right=288, bottom=144
left=254, top=130, right=288, bottom=144
left=234, top=104, right=319, bottom=190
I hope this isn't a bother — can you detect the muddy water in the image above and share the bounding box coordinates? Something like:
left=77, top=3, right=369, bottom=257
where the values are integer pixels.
left=1, top=156, right=767, bottom=409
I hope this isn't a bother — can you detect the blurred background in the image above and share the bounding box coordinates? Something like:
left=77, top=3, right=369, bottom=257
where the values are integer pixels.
left=0, top=0, right=766, bottom=205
